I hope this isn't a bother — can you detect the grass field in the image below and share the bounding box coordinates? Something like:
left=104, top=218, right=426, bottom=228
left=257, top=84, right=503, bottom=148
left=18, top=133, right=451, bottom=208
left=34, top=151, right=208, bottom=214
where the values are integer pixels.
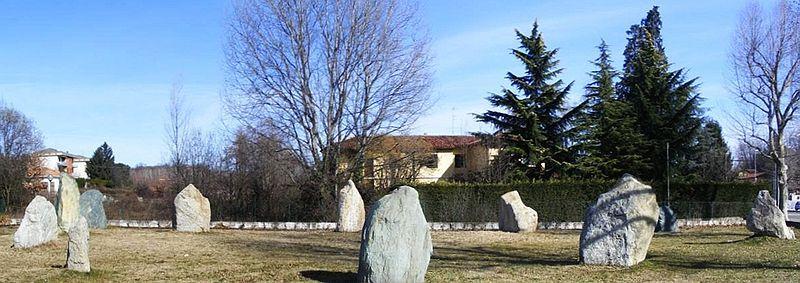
left=1, top=226, right=799, bottom=282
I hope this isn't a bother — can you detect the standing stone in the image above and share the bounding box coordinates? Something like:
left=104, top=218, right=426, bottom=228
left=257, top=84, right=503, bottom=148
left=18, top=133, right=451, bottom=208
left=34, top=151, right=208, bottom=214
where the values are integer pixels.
left=66, top=216, right=91, bottom=273
left=358, top=186, right=432, bottom=283
left=579, top=174, right=659, bottom=267
left=79, top=190, right=107, bottom=229
left=746, top=190, right=795, bottom=239
left=498, top=190, right=538, bottom=232
left=174, top=184, right=211, bottom=232
left=655, top=204, right=679, bottom=233
left=13, top=196, right=59, bottom=248
left=55, top=173, right=80, bottom=233
left=337, top=179, right=365, bottom=232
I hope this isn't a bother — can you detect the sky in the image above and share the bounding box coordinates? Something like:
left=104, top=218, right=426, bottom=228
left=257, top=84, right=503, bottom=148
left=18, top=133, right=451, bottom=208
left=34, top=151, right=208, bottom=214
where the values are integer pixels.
left=0, top=0, right=750, bottom=165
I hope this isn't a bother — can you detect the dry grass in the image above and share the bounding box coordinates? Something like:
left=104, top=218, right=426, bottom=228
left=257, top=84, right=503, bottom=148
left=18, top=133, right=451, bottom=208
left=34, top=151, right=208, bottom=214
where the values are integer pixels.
left=1, top=226, right=799, bottom=282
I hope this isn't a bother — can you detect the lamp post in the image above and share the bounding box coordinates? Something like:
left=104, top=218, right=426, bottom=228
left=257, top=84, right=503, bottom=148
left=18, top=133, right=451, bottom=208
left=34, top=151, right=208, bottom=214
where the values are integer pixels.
left=47, top=174, right=53, bottom=196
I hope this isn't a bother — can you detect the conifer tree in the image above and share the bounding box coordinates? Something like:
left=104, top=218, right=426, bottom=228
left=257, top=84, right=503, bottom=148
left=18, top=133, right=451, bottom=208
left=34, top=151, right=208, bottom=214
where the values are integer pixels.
left=577, top=41, right=648, bottom=178
left=87, top=142, right=115, bottom=181
left=688, top=120, right=732, bottom=181
left=617, top=6, right=704, bottom=181
left=476, top=22, right=587, bottom=179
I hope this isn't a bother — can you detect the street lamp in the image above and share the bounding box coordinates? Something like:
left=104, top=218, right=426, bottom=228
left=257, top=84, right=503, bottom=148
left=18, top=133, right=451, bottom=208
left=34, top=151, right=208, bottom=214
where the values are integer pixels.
left=47, top=174, right=53, bottom=195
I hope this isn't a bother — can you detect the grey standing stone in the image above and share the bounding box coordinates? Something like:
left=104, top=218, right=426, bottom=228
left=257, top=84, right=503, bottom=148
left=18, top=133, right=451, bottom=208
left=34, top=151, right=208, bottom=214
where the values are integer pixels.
left=579, top=174, right=659, bottom=267
left=337, top=179, right=366, bottom=232
left=55, top=173, right=81, bottom=232
left=66, top=216, right=91, bottom=273
left=79, top=190, right=107, bottom=229
left=174, top=184, right=211, bottom=232
left=498, top=190, right=538, bottom=233
left=655, top=204, right=679, bottom=233
left=357, top=186, right=432, bottom=283
left=746, top=190, right=795, bottom=239
left=13, top=196, right=59, bottom=248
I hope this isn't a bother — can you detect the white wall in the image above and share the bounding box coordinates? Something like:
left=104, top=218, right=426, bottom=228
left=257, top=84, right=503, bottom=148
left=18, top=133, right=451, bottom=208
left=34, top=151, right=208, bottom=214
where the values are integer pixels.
left=72, top=161, right=89, bottom=179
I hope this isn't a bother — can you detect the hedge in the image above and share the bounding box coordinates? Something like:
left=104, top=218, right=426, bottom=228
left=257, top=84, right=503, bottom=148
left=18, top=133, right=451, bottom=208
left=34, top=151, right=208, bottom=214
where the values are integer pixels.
left=405, top=180, right=768, bottom=222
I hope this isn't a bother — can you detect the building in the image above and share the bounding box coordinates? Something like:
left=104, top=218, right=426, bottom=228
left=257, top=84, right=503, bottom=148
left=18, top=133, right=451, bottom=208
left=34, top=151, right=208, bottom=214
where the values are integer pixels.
left=340, top=135, right=499, bottom=187
left=30, top=148, right=90, bottom=194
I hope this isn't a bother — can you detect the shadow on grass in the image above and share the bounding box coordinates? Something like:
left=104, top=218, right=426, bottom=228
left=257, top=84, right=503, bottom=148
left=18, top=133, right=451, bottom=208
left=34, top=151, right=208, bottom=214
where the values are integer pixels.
left=683, top=236, right=753, bottom=245
left=300, top=270, right=357, bottom=283
left=432, top=246, right=578, bottom=268
left=652, top=259, right=799, bottom=271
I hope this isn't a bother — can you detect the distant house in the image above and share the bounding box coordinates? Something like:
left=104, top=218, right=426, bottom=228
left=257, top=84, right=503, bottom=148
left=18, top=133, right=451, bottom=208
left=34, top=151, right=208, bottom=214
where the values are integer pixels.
left=30, top=148, right=90, bottom=194
left=340, top=135, right=499, bottom=187
left=735, top=169, right=768, bottom=183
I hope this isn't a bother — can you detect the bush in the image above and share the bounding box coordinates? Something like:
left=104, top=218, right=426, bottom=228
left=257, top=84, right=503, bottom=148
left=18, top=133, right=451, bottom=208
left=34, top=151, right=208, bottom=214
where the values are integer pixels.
left=407, top=180, right=768, bottom=222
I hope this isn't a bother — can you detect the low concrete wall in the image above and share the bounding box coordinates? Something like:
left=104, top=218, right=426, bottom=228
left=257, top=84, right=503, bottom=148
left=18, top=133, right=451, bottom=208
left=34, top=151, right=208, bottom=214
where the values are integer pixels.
left=5, top=217, right=747, bottom=231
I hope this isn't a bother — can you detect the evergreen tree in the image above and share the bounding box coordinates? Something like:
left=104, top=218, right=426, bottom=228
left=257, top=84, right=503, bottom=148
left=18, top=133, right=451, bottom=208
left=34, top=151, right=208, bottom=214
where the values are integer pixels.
left=476, top=22, right=587, bottom=179
left=577, top=41, right=648, bottom=178
left=688, top=120, right=732, bottom=181
left=87, top=142, right=115, bottom=182
left=617, top=6, right=704, bottom=181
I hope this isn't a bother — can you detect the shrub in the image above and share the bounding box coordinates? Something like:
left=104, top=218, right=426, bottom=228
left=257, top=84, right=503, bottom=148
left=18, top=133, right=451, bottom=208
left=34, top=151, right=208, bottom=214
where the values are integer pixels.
left=406, top=180, right=767, bottom=222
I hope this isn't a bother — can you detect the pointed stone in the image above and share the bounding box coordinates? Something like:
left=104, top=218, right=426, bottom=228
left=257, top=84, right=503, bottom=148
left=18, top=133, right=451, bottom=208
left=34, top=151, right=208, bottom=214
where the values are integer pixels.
left=79, top=190, right=107, bottom=229
left=746, top=190, right=795, bottom=239
left=174, top=184, right=211, bottom=232
left=13, top=196, right=59, bottom=248
left=498, top=190, right=538, bottom=232
left=337, top=180, right=365, bottom=232
left=358, top=186, right=432, bottom=283
left=66, top=217, right=91, bottom=273
left=55, top=173, right=80, bottom=233
left=579, top=174, right=659, bottom=267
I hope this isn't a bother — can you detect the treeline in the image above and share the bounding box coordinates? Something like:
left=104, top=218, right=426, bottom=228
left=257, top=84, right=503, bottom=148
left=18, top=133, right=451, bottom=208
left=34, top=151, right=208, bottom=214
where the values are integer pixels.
left=476, top=7, right=731, bottom=183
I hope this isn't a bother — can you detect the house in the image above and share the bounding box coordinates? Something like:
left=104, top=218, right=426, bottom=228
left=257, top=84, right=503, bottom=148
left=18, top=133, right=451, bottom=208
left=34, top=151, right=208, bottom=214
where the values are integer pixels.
left=30, top=148, right=90, bottom=194
left=340, top=135, right=499, bottom=187
left=735, top=169, right=768, bottom=183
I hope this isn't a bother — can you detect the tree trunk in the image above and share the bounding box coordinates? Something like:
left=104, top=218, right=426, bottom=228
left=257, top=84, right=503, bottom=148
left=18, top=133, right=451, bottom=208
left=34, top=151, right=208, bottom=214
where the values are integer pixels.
left=777, top=157, right=790, bottom=220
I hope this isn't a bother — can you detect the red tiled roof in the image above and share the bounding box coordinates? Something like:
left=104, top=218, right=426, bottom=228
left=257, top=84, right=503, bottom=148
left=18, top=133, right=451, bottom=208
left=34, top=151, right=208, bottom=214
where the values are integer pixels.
left=341, top=135, right=481, bottom=150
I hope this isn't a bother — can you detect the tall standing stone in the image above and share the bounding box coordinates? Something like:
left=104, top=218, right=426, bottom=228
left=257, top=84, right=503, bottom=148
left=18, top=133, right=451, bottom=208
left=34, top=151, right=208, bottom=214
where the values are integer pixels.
left=358, top=186, right=432, bottom=283
left=746, top=190, right=795, bottom=239
left=337, top=179, right=365, bottom=232
left=79, top=189, right=108, bottom=229
left=55, top=173, right=80, bottom=233
left=13, top=196, right=59, bottom=248
left=579, top=174, right=659, bottom=267
left=498, top=190, right=538, bottom=233
left=174, top=184, right=211, bottom=232
left=66, top=216, right=91, bottom=273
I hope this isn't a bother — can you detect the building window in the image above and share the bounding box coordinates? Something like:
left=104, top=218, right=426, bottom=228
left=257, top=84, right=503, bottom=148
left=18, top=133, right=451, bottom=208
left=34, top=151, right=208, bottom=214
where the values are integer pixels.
left=454, top=154, right=465, bottom=168
left=422, top=154, right=438, bottom=168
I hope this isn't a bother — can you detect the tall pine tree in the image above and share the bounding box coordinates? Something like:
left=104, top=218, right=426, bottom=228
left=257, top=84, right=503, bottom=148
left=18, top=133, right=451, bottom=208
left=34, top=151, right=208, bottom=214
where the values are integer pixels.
left=687, top=120, right=732, bottom=181
left=617, top=6, right=704, bottom=181
left=577, top=41, right=647, bottom=179
left=476, top=22, right=587, bottom=180
left=87, top=142, right=115, bottom=181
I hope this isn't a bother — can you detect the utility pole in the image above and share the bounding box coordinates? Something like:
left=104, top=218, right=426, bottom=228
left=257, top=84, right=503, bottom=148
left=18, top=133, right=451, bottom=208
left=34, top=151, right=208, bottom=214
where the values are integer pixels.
left=666, top=143, right=670, bottom=206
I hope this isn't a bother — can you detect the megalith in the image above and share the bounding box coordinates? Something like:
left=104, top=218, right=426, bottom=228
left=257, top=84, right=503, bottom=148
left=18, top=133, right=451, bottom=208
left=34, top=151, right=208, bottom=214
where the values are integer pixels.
left=579, top=174, right=659, bottom=267
left=746, top=190, right=795, bottom=239
left=79, top=189, right=108, bottom=229
left=655, top=204, right=679, bottom=233
left=13, top=196, right=59, bottom=248
left=55, top=173, right=80, bottom=232
left=337, top=179, right=365, bottom=232
left=174, top=184, right=211, bottom=232
left=498, top=190, right=538, bottom=232
left=357, top=186, right=432, bottom=283
left=66, top=216, right=91, bottom=273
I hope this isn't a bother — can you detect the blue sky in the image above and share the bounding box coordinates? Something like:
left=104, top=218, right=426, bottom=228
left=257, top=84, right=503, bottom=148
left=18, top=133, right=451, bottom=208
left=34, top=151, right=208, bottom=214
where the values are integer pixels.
left=0, top=1, right=748, bottom=165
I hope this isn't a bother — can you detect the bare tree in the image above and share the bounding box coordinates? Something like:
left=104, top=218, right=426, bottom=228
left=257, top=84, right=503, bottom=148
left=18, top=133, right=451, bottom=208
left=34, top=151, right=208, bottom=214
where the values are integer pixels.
left=165, top=81, right=190, bottom=186
left=0, top=102, right=43, bottom=211
left=730, top=0, right=800, bottom=217
left=224, top=0, right=432, bottom=214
